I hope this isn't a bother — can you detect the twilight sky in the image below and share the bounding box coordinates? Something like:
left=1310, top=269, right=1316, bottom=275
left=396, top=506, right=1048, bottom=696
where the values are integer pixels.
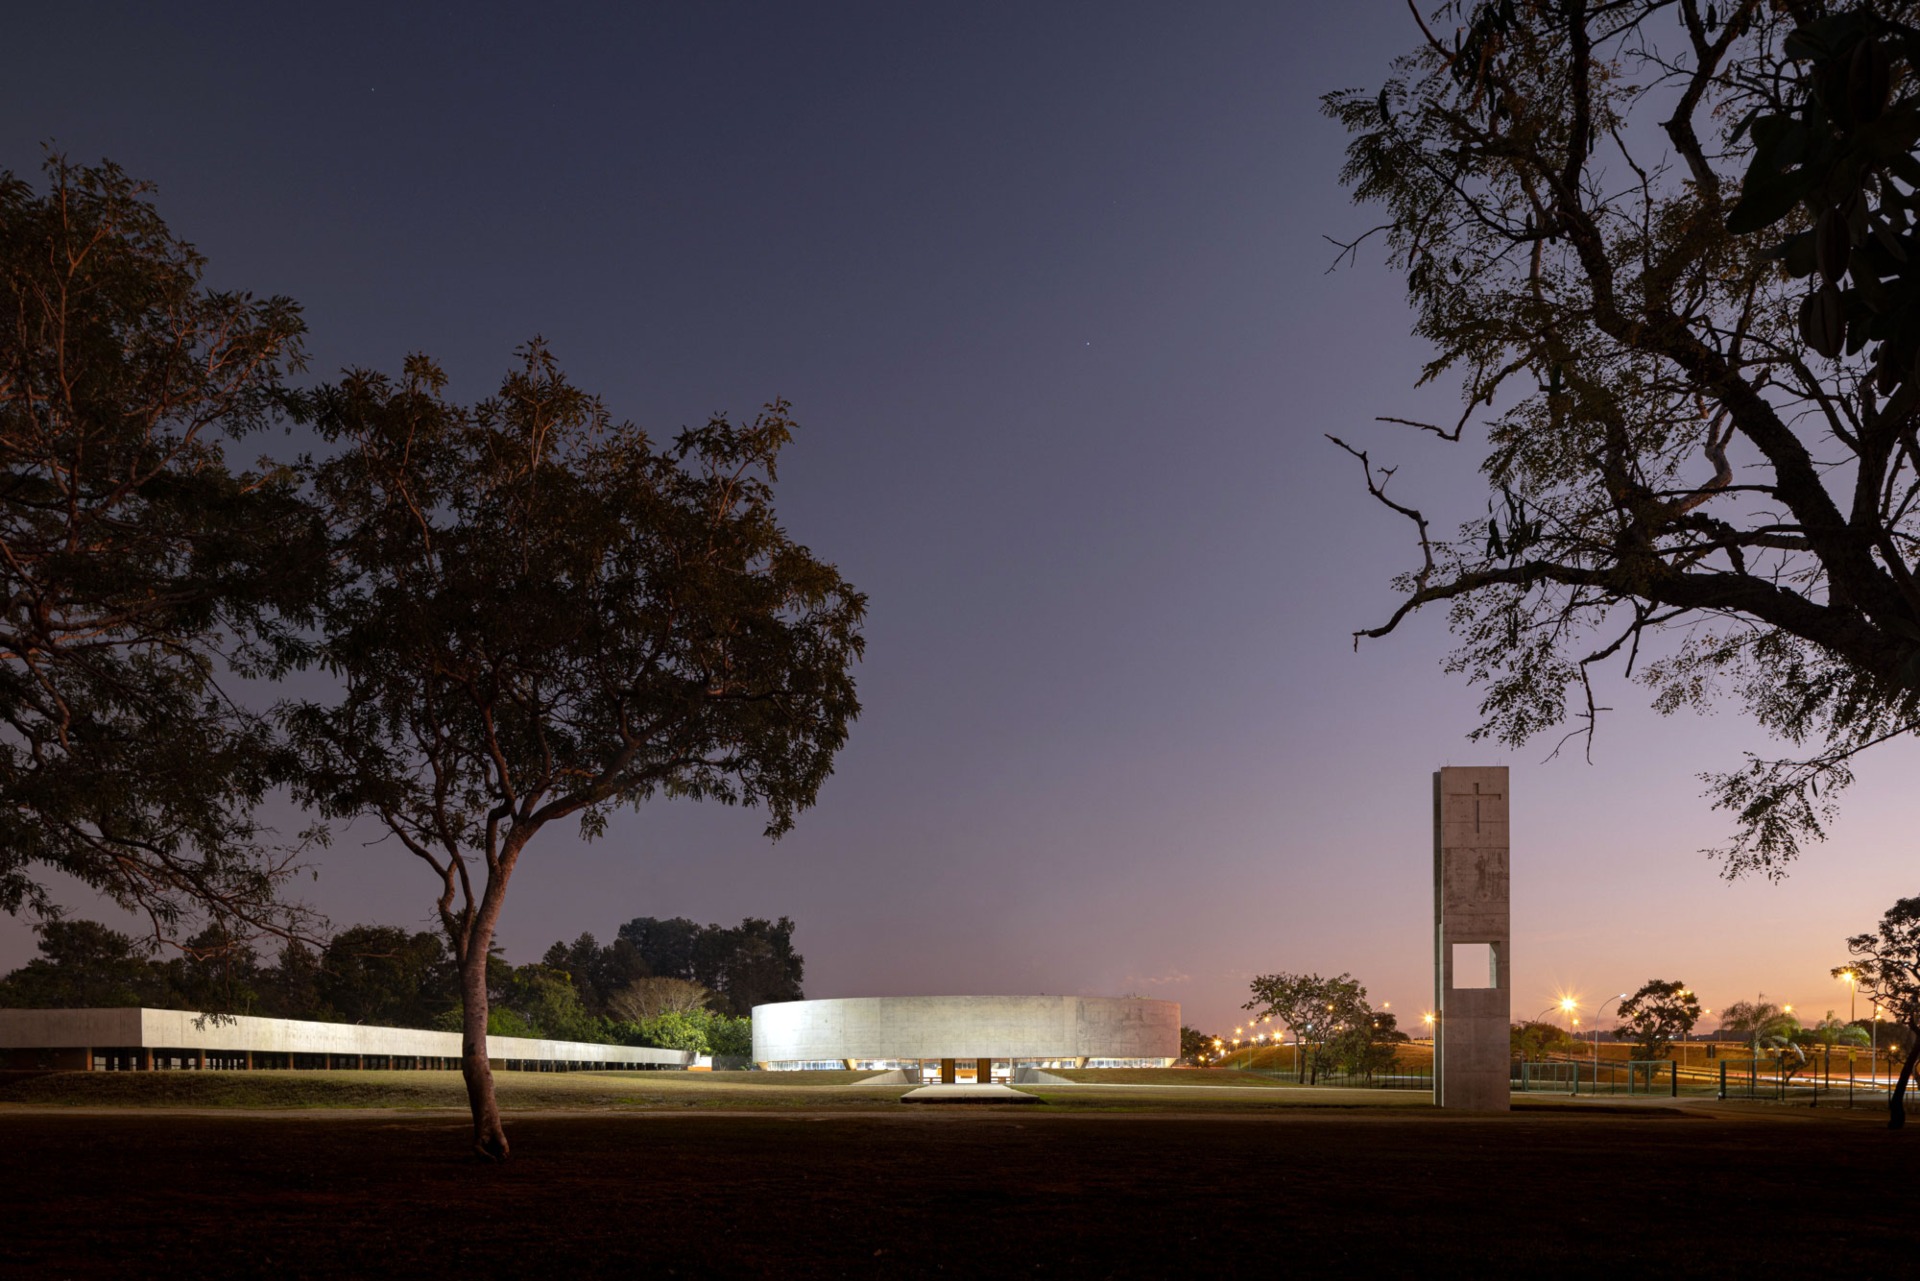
left=3, top=2, right=1912, bottom=1035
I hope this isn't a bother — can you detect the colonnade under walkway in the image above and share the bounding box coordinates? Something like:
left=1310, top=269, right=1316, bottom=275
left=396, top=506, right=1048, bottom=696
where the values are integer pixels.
left=0, top=1009, right=696, bottom=1073
left=0, top=1047, right=682, bottom=1072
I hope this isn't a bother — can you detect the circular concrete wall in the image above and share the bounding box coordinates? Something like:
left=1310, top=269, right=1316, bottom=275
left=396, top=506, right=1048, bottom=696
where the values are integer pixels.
left=751, top=994, right=1179, bottom=1067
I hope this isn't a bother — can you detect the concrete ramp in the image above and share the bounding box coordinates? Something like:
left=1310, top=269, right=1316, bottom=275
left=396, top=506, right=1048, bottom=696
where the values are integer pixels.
left=900, top=1083, right=1041, bottom=1105
left=1011, top=1066, right=1072, bottom=1085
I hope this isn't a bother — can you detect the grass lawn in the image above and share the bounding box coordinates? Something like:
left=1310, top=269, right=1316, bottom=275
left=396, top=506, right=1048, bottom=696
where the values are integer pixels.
left=0, top=1068, right=910, bottom=1111
left=2, top=1100, right=1910, bottom=1275
left=1044, top=1067, right=1289, bottom=1086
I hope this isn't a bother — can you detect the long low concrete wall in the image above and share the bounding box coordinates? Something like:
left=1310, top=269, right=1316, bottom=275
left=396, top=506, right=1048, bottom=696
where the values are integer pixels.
left=751, top=995, right=1178, bottom=1064
left=0, top=1008, right=691, bottom=1068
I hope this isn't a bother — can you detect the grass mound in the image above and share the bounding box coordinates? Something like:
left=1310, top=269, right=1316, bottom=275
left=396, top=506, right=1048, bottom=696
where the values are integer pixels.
left=1046, top=1068, right=1286, bottom=1087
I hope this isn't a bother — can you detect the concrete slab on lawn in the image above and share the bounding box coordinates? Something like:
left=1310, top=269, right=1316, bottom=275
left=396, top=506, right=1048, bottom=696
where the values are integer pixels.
left=900, top=1084, right=1040, bottom=1105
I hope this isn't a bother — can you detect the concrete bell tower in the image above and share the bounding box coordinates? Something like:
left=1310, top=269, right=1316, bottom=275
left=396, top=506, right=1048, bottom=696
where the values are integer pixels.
left=1433, top=766, right=1511, bottom=1111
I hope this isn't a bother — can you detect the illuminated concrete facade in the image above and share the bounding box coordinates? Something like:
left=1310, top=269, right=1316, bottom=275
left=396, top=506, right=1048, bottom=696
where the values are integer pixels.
left=0, top=1007, right=692, bottom=1071
left=752, top=994, right=1179, bottom=1078
left=1433, top=765, right=1512, bottom=1111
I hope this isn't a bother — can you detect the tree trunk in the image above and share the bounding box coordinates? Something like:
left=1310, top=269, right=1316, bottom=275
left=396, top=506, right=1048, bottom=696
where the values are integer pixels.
left=461, top=949, right=509, bottom=1161
left=1888, top=1033, right=1920, bottom=1132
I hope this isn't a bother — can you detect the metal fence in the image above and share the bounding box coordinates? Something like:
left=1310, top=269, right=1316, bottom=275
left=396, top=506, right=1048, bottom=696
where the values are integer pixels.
left=1715, top=1057, right=1896, bottom=1107
left=1247, top=1065, right=1434, bottom=1091
left=1238, top=1051, right=1903, bottom=1105
left=1511, top=1058, right=1691, bottom=1095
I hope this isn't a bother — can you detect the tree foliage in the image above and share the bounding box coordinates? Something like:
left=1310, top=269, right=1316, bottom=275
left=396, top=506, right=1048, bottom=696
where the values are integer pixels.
left=1327, top=0, right=1920, bottom=877
left=0, top=919, right=174, bottom=1008
left=287, top=346, right=863, bottom=1159
left=0, top=916, right=455, bottom=1025
left=316, top=925, right=455, bottom=1028
left=620, top=1007, right=752, bottom=1058
left=1796, top=1008, right=1872, bottom=1048
left=0, top=154, right=321, bottom=944
left=607, top=976, right=714, bottom=1023
left=1510, top=1018, right=1579, bottom=1061
left=1244, top=970, right=1380, bottom=1083
left=1718, top=996, right=1802, bottom=1058
left=1179, top=1025, right=1217, bottom=1065
left=1616, top=978, right=1703, bottom=1059
left=541, top=916, right=806, bottom=1020
left=1843, top=894, right=1920, bottom=1127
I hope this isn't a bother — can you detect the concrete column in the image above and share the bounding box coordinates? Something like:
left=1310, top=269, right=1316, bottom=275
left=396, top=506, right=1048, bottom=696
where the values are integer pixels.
left=139, top=1048, right=151, bottom=1071
left=976, top=1057, right=992, bottom=1083
left=83, top=1046, right=92, bottom=1072
left=1434, top=765, right=1512, bottom=1112
left=940, top=1058, right=957, bottom=1084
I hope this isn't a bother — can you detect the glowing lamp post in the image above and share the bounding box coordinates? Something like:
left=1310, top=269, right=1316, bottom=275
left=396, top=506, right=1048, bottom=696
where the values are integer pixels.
left=1592, top=993, right=1628, bottom=1089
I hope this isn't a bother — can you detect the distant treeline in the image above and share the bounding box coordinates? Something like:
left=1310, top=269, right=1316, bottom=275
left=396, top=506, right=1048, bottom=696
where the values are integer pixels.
left=0, top=914, right=804, bottom=1059
left=542, top=916, right=803, bottom=1020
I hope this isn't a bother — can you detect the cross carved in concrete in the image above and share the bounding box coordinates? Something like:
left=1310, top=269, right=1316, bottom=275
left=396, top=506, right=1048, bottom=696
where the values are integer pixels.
left=1445, top=780, right=1504, bottom=835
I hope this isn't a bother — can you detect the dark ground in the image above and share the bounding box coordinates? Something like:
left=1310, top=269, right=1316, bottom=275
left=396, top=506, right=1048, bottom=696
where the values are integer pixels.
left=4, top=1102, right=1910, bottom=1277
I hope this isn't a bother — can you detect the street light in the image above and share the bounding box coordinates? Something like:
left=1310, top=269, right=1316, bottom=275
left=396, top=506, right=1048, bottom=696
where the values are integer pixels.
left=1593, top=992, right=1629, bottom=1087
left=1874, top=1003, right=1884, bottom=1083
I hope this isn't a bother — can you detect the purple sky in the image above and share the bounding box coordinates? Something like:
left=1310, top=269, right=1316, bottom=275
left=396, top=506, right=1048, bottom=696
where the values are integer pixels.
left=4, top=3, right=1912, bottom=1036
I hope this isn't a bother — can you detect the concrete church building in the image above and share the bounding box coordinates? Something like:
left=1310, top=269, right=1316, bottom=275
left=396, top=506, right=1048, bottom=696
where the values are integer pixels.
left=752, top=994, right=1179, bottom=1081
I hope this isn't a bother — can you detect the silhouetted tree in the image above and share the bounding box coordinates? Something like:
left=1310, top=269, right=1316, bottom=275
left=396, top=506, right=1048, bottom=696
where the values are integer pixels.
left=487, top=961, right=601, bottom=1043
left=1334, top=1009, right=1409, bottom=1080
left=317, top=926, right=455, bottom=1027
left=610, top=915, right=805, bottom=1016
left=166, top=925, right=262, bottom=1014
left=287, top=348, right=864, bottom=1159
left=617, top=917, right=706, bottom=985
left=1617, top=980, right=1703, bottom=1061
left=707, top=917, right=805, bottom=1016
left=0, top=919, right=171, bottom=1007
left=1719, top=998, right=1801, bottom=1062
left=1509, top=1020, right=1578, bottom=1063
left=1179, top=1025, right=1216, bottom=1065
left=1844, top=895, right=1920, bottom=1128
left=540, top=932, right=649, bottom=1019
left=1245, top=971, right=1372, bottom=1084
left=260, top=938, right=326, bottom=1020
left=1326, top=1, right=1920, bottom=877
left=0, top=155, right=322, bottom=947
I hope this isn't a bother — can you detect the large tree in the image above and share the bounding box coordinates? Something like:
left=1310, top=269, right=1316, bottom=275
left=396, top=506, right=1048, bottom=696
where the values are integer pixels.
left=1327, top=1, right=1920, bottom=875
left=1616, top=978, right=1703, bottom=1059
left=287, top=347, right=864, bottom=1159
left=1842, top=894, right=1920, bottom=1127
left=0, top=918, right=173, bottom=1008
left=607, top=914, right=806, bottom=1015
left=316, top=925, right=455, bottom=1028
left=0, top=155, right=321, bottom=944
left=1244, top=970, right=1374, bottom=1084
